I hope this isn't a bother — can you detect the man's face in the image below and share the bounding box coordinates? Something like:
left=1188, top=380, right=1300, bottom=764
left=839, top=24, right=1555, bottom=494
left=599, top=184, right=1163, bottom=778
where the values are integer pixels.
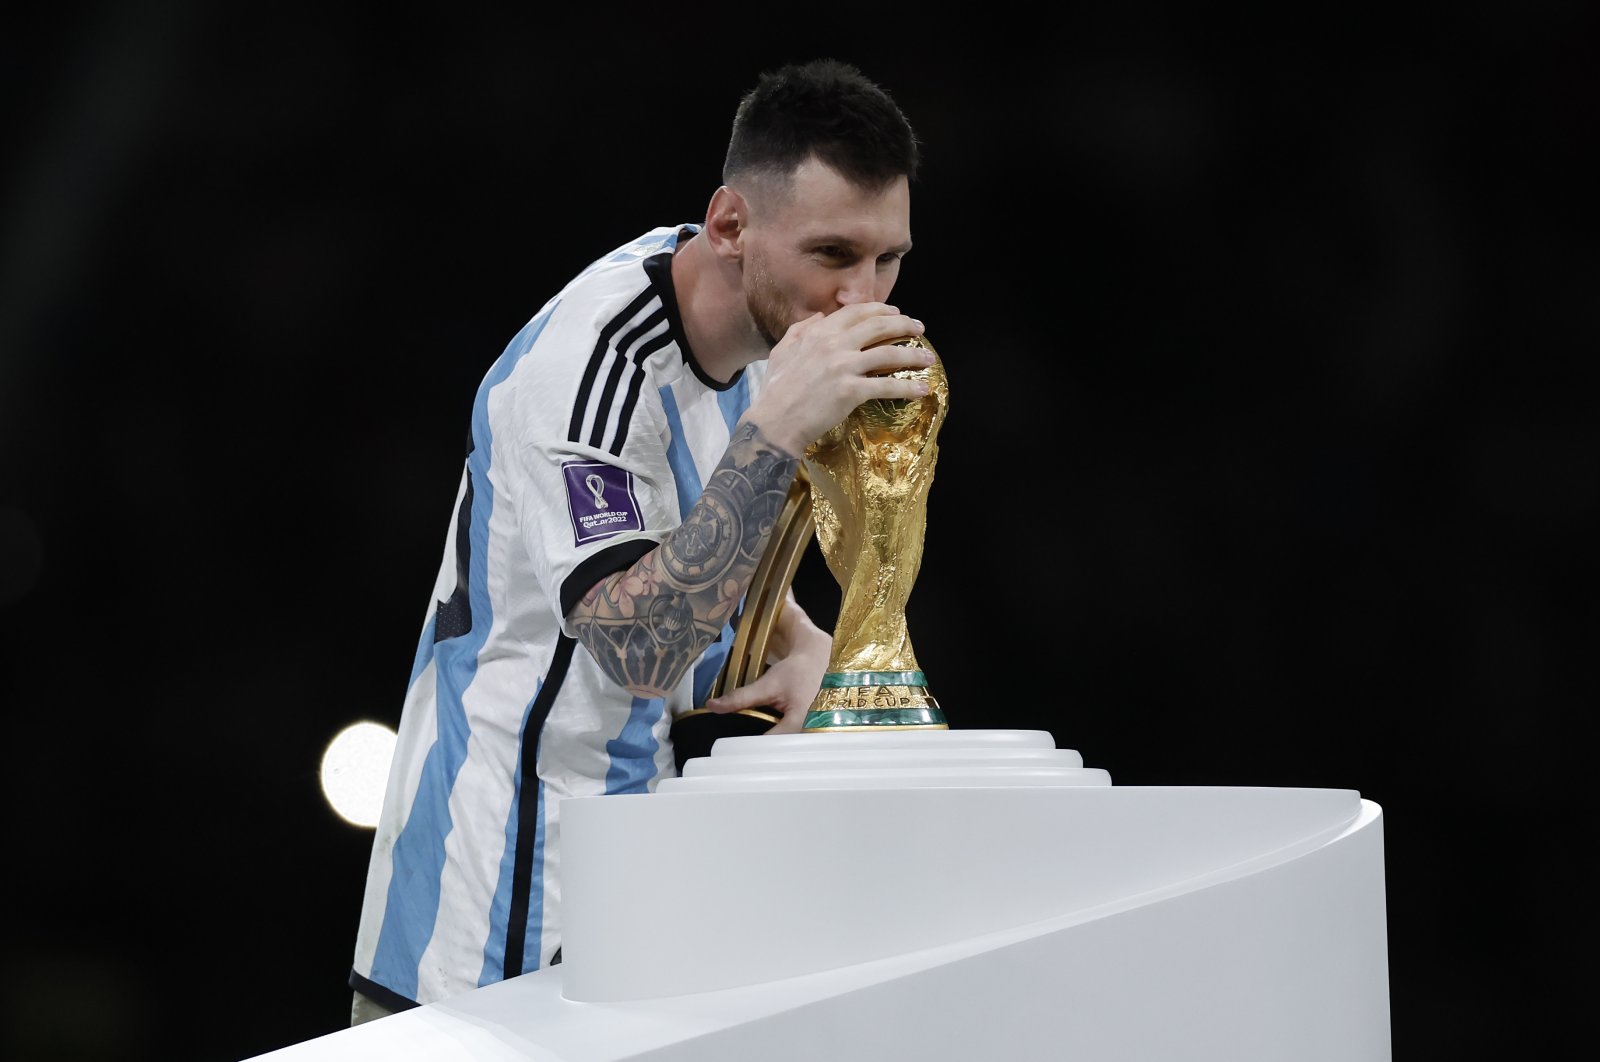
left=738, top=156, right=913, bottom=349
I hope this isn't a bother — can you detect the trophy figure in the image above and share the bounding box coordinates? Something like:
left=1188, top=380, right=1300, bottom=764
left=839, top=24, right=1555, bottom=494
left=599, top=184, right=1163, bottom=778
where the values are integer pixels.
left=800, top=333, right=949, bottom=732
left=683, top=333, right=948, bottom=751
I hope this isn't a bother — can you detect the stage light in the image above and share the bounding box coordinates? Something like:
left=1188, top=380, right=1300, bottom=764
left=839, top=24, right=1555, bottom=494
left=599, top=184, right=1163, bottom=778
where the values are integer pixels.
left=320, top=721, right=396, bottom=827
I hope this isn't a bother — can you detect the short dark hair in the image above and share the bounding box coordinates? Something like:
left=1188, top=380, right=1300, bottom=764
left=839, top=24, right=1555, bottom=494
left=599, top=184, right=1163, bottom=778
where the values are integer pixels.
left=722, top=59, right=920, bottom=191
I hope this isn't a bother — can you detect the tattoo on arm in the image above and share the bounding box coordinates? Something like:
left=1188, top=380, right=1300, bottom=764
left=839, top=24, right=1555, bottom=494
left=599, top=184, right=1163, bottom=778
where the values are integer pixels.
left=569, top=423, right=801, bottom=698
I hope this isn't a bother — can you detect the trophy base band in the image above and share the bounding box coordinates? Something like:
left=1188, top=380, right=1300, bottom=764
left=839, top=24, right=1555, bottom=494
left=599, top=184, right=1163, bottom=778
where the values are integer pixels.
left=802, top=674, right=947, bottom=731
left=800, top=710, right=948, bottom=731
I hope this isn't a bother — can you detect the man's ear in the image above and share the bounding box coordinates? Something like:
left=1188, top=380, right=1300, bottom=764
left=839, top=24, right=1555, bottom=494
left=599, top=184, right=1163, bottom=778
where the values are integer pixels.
left=704, top=185, right=748, bottom=262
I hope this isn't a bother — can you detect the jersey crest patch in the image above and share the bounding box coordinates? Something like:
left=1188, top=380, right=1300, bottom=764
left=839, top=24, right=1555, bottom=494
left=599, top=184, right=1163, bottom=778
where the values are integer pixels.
left=563, top=461, right=643, bottom=545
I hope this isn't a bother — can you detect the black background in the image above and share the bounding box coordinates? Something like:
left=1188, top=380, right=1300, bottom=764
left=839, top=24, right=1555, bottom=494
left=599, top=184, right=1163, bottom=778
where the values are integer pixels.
left=2, top=2, right=1592, bottom=1059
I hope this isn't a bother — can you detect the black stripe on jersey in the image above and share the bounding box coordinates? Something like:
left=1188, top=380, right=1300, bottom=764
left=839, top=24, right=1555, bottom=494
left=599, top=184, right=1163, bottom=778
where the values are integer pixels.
left=586, top=306, right=667, bottom=450
left=433, top=472, right=475, bottom=642
left=567, top=285, right=657, bottom=444
left=348, top=970, right=420, bottom=1012
left=606, top=326, right=675, bottom=455
left=502, top=633, right=578, bottom=981
left=560, top=536, right=658, bottom=620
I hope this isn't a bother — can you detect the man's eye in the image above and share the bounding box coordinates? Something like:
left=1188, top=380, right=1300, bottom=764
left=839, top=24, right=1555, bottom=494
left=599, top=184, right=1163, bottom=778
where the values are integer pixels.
left=877, top=252, right=903, bottom=266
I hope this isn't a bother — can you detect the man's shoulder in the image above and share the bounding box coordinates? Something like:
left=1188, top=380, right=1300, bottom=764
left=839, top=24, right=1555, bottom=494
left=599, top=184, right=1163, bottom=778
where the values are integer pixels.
left=565, top=225, right=698, bottom=289
left=527, top=224, right=688, bottom=329
left=487, top=225, right=697, bottom=394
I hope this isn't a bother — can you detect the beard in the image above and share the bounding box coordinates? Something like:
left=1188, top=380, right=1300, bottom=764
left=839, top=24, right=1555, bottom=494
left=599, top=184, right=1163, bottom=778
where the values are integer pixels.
left=742, top=248, right=795, bottom=351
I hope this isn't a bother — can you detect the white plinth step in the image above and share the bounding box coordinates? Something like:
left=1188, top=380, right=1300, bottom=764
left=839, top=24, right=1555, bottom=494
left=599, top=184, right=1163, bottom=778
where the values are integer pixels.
left=657, top=728, right=1112, bottom=792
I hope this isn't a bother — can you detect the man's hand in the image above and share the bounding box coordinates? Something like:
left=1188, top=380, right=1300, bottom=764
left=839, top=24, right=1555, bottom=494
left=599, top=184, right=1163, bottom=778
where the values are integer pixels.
left=702, top=594, right=832, bottom=734
left=746, top=303, right=932, bottom=456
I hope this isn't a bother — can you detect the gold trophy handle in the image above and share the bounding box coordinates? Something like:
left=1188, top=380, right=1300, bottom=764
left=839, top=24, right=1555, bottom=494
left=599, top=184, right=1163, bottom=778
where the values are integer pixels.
left=672, top=467, right=814, bottom=733
left=711, top=466, right=815, bottom=701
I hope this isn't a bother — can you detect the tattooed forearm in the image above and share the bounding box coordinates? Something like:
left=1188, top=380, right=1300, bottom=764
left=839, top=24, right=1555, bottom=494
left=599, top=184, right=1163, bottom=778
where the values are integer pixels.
left=569, top=422, right=801, bottom=697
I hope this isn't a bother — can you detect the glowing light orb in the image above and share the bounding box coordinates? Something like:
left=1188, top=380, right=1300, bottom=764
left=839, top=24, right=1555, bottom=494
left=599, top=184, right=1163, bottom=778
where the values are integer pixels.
left=320, top=721, right=396, bottom=827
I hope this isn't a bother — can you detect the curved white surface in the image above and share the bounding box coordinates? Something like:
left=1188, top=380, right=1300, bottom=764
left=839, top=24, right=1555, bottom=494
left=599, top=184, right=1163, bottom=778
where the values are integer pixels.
left=562, top=782, right=1362, bottom=1002
left=247, top=731, right=1390, bottom=1061
left=564, top=730, right=1355, bottom=1002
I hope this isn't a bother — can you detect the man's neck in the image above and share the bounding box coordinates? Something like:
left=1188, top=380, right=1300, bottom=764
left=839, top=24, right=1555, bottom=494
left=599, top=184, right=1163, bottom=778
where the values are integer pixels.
left=671, top=231, right=765, bottom=384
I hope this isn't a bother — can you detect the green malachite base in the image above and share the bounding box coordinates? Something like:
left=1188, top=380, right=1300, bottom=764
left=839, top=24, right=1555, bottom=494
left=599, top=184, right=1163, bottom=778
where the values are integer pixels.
left=819, top=670, right=927, bottom=688
left=801, top=706, right=948, bottom=731
left=802, top=670, right=947, bottom=731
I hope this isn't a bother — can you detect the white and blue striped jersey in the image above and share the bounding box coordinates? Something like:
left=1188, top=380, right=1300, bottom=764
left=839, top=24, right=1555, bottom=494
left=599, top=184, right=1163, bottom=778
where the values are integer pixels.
left=351, top=224, right=765, bottom=1009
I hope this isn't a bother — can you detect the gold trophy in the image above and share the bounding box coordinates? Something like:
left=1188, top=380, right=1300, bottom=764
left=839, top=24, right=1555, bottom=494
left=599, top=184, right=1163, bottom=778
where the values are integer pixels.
left=697, top=333, right=949, bottom=737
left=800, top=333, right=949, bottom=731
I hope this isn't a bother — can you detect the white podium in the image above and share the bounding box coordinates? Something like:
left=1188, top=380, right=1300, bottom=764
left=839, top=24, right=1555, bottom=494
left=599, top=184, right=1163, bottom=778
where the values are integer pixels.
left=253, top=731, right=1390, bottom=1061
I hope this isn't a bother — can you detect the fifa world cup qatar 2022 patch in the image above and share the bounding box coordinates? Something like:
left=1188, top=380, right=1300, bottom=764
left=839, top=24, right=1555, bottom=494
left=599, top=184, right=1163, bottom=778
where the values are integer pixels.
left=563, top=461, right=643, bottom=545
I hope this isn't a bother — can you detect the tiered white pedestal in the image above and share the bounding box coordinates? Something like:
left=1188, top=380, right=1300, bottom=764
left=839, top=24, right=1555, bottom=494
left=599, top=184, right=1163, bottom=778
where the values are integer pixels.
left=251, top=731, right=1390, bottom=1060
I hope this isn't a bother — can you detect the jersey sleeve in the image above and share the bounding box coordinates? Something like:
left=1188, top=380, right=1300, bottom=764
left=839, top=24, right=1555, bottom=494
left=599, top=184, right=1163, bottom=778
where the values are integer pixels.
left=503, top=346, right=680, bottom=639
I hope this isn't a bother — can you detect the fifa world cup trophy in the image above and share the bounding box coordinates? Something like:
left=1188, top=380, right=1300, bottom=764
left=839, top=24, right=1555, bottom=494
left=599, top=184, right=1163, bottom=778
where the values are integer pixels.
left=800, top=333, right=950, bottom=731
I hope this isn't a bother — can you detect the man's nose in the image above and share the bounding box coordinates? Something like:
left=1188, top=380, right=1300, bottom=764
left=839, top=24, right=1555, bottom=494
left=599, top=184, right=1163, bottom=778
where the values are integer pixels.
left=833, top=263, right=879, bottom=307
